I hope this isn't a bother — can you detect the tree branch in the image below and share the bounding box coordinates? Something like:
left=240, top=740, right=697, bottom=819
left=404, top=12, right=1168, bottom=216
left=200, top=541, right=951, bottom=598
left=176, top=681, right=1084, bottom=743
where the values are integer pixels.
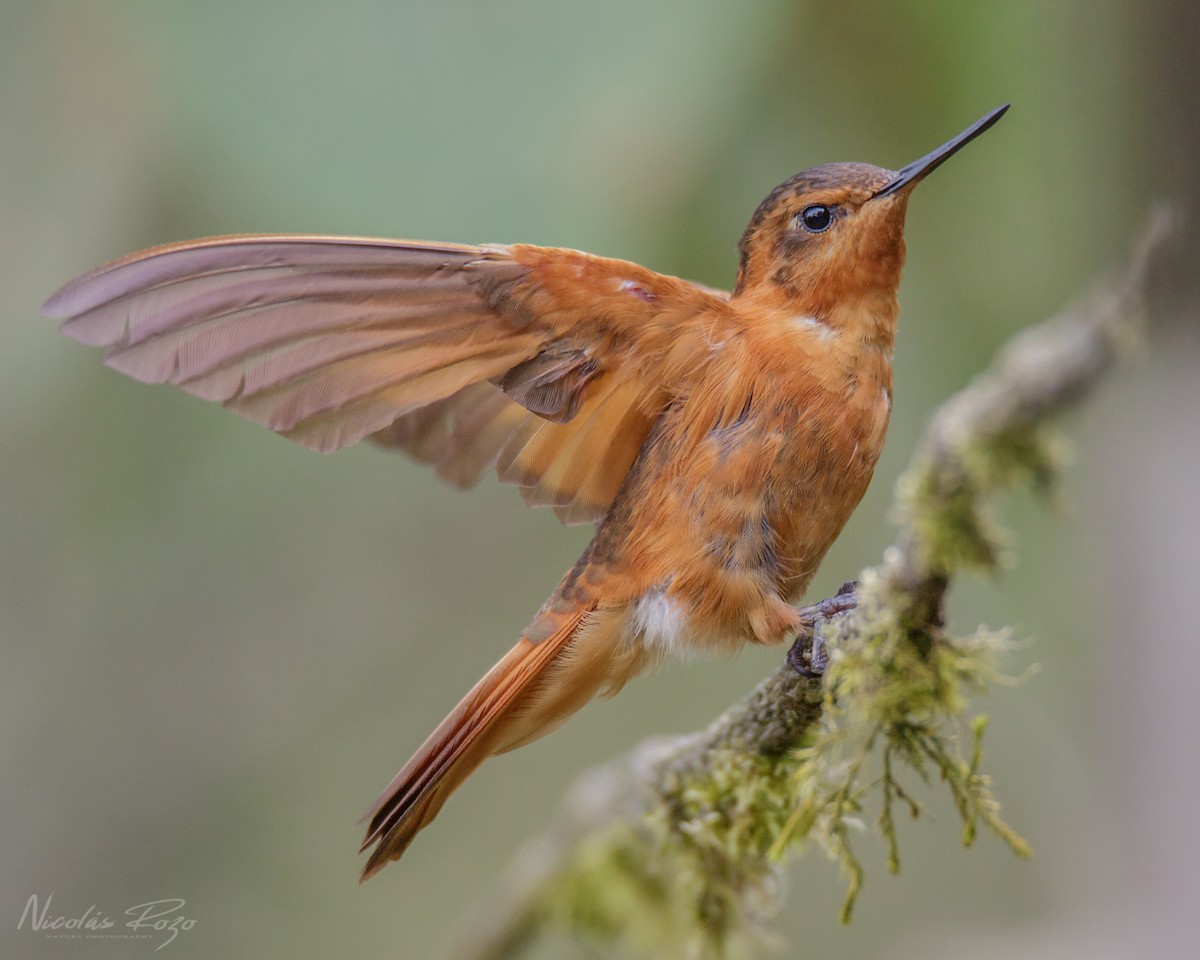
left=455, top=208, right=1175, bottom=960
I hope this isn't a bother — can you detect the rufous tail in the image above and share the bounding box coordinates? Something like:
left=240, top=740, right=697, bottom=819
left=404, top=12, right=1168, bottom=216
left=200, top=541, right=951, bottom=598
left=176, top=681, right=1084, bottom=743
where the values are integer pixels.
left=358, top=605, right=596, bottom=880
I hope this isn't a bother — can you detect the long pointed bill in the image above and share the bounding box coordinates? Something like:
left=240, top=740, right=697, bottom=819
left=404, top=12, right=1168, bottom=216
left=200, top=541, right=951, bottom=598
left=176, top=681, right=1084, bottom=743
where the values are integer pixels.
left=871, top=104, right=1009, bottom=200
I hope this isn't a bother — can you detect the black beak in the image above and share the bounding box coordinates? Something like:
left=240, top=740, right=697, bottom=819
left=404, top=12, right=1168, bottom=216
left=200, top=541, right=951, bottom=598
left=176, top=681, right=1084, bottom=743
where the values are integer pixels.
left=871, top=104, right=1009, bottom=200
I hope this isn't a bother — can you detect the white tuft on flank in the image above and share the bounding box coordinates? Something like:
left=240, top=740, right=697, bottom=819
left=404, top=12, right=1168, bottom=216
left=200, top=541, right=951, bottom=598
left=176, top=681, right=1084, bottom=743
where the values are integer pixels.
left=790, top=315, right=836, bottom=340
left=631, top=590, right=689, bottom=657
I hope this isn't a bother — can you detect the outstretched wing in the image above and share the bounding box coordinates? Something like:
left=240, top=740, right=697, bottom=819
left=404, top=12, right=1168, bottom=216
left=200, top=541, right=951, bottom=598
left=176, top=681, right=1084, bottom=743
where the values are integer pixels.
left=44, top=235, right=729, bottom=524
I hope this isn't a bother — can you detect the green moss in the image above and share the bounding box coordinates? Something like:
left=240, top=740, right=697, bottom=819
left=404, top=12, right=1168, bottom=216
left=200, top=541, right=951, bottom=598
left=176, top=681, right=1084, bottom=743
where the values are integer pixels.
left=536, top=748, right=802, bottom=959
left=771, top=574, right=1029, bottom=922
left=893, top=420, right=1067, bottom=577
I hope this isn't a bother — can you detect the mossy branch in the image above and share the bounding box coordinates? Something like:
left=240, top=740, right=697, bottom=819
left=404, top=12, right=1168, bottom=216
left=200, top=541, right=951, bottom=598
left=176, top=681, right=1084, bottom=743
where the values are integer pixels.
left=456, top=209, right=1174, bottom=960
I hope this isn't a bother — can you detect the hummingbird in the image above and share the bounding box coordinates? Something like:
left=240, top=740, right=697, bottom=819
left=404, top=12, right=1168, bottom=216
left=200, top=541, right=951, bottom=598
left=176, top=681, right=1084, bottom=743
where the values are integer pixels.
left=43, top=105, right=1008, bottom=880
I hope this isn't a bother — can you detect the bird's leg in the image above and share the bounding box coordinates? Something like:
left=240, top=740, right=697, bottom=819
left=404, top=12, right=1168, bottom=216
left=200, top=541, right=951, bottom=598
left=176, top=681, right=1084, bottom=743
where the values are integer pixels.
left=787, top=581, right=859, bottom=678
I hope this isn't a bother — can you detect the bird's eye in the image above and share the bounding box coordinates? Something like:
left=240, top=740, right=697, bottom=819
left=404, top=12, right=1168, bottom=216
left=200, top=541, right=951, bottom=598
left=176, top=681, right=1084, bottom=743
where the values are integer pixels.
left=797, top=204, right=834, bottom=233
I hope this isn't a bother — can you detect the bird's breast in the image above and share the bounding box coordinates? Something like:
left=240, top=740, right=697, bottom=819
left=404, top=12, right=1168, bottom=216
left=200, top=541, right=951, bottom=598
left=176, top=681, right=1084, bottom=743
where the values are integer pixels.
left=601, top=339, right=892, bottom=654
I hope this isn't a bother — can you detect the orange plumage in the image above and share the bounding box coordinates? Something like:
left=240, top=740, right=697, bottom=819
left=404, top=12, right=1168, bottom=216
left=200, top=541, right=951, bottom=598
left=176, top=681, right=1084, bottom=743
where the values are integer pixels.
left=43, top=106, right=1007, bottom=880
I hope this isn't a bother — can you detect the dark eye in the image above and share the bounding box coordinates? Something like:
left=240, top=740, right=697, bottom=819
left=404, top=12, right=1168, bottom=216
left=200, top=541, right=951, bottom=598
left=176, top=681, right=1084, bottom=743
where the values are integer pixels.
left=798, top=204, right=834, bottom=233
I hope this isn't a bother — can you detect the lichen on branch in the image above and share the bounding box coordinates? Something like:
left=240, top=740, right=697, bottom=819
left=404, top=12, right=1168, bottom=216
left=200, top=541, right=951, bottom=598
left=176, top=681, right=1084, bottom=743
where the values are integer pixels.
left=775, top=572, right=1027, bottom=925
left=458, top=209, right=1173, bottom=960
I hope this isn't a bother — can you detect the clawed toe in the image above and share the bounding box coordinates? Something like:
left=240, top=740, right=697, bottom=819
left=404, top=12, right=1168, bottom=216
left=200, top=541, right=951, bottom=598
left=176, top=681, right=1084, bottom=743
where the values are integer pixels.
left=786, top=584, right=859, bottom=677
left=787, top=623, right=829, bottom=677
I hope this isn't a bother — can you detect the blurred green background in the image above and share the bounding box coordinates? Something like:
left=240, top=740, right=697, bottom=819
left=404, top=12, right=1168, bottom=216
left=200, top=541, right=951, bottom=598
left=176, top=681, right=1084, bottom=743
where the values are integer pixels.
left=3, top=1, right=1197, bottom=958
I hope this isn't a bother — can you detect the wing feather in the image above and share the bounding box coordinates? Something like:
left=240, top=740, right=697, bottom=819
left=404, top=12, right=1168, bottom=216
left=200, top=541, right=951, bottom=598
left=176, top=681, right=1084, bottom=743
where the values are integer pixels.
left=371, top=383, right=529, bottom=489
left=45, top=234, right=728, bottom=520
left=46, top=235, right=478, bottom=319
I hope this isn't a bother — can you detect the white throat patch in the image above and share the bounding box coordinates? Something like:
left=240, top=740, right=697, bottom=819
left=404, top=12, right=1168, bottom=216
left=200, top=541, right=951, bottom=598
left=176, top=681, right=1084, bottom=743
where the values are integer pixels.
left=790, top=315, right=837, bottom=340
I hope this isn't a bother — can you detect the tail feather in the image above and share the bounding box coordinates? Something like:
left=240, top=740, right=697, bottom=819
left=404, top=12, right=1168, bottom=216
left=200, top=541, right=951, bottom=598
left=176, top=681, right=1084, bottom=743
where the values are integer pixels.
left=358, top=606, right=589, bottom=881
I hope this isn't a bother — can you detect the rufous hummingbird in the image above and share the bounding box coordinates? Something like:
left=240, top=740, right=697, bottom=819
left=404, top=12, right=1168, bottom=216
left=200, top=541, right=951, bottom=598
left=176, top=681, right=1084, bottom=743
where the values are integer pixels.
left=43, top=105, right=1008, bottom=880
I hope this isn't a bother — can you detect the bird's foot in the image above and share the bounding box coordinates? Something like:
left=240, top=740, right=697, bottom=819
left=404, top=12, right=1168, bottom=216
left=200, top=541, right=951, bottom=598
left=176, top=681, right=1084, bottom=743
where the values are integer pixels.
left=787, top=581, right=859, bottom=678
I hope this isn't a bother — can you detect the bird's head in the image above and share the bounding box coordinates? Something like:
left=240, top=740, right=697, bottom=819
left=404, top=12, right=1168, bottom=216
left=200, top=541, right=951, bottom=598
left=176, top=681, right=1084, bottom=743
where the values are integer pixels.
left=732, top=106, right=1008, bottom=339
